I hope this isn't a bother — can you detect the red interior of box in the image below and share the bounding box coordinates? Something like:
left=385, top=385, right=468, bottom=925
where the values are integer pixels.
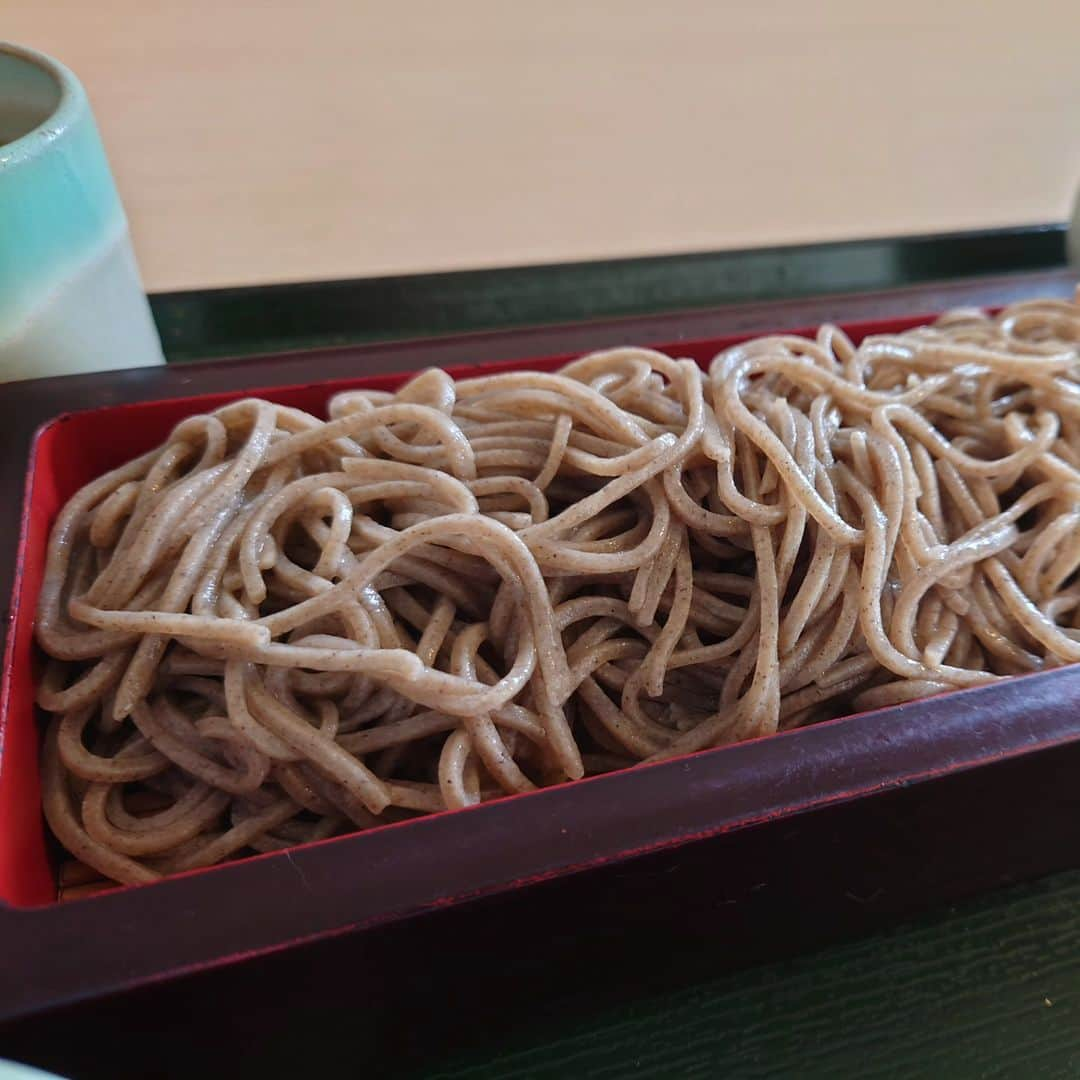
left=0, top=314, right=935, bottom=908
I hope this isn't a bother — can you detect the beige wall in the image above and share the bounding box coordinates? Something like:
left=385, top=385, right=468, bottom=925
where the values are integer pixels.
left=8, top=1, right=1080, bottom=291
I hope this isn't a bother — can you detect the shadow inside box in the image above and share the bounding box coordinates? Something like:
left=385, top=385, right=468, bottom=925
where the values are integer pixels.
left=3, top=735, right=1080, bottom=1080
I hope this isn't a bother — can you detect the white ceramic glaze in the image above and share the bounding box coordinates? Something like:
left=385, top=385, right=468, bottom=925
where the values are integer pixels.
left=0, top=1062, right=64, bottom=1080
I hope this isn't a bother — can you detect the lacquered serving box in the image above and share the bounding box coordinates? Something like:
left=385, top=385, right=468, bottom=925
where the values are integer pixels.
left=3, top=278, right=1080, bottom=1075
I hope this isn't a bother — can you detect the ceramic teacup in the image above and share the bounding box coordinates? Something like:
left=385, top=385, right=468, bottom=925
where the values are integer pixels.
left=0, top=41, right=164, bottom=382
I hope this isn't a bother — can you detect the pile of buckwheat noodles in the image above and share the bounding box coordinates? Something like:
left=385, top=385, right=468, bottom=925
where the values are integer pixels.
left=37, top=292, right=1080, bottom=888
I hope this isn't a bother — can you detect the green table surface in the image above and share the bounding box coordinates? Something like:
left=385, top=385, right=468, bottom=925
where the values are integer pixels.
left=150, top=225, right=1066, bottom=363
left=427, top=869, right=1080, bottom=1079
left=36, top=227, right=1080, bottom=1079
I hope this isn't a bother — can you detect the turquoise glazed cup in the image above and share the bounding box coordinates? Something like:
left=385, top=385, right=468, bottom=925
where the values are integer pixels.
left=0, top=42, right=164, bottom=382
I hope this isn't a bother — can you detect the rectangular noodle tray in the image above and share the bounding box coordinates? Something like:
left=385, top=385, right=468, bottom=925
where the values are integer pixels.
left=2, top=273, right=1080, bottom=1036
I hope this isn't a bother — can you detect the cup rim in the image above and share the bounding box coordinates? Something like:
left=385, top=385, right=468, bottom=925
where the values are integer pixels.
left=0, top=41, right=85, bottom=169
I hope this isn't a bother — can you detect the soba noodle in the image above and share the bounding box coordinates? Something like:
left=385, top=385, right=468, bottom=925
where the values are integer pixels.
left=37, top=291, right=1080, bottom=888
